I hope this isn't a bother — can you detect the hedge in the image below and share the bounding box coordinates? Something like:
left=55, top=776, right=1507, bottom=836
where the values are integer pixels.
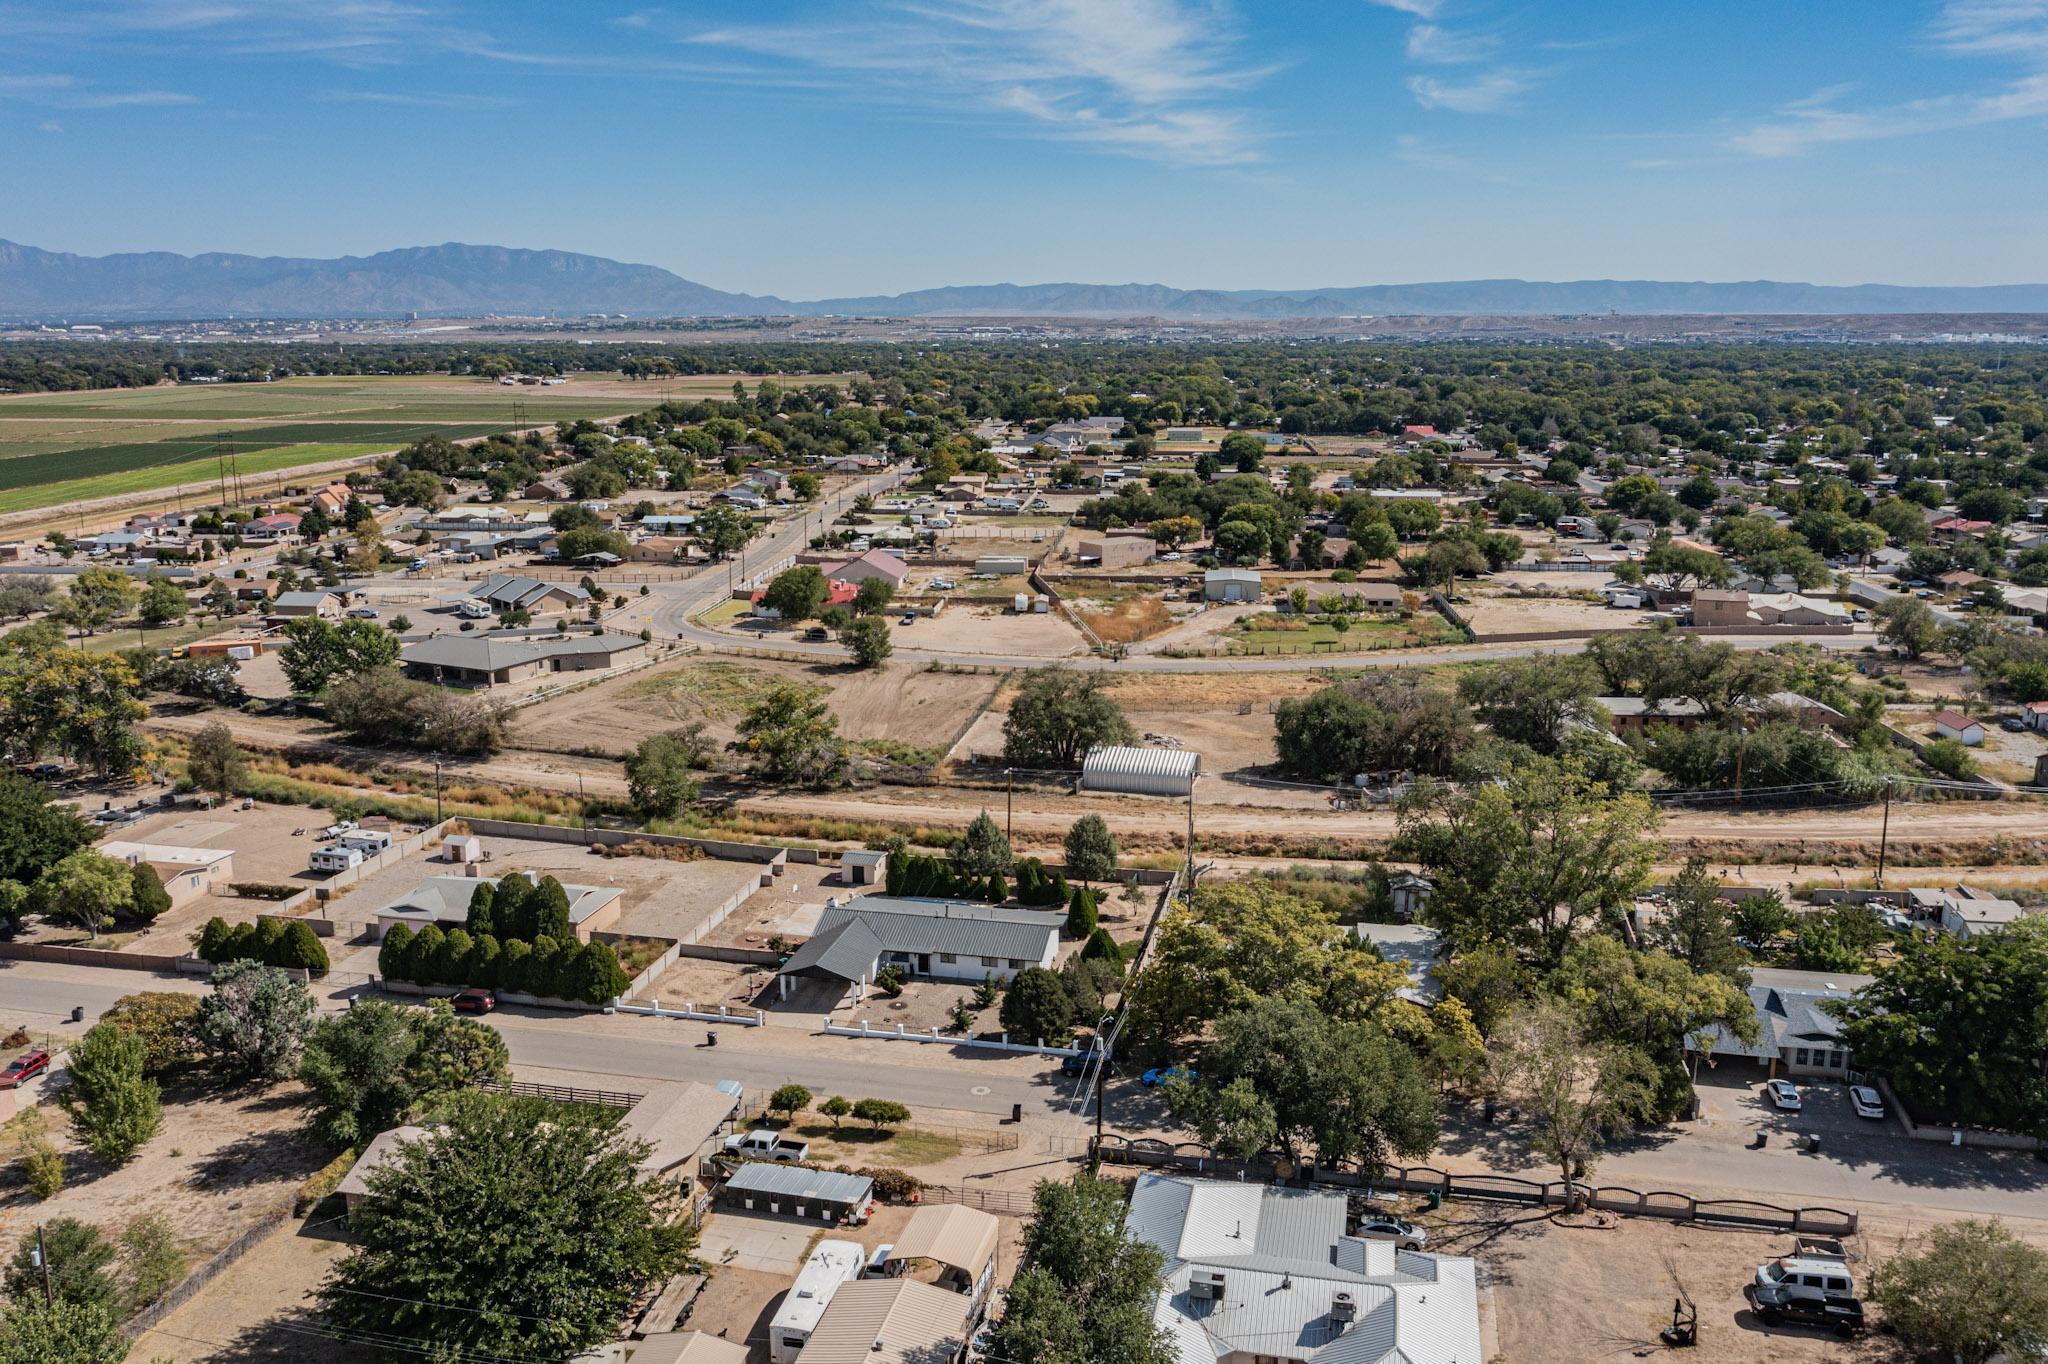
left=196, top=915, right=329, bottom=974
left=376, top=921, right=629, bottom=1006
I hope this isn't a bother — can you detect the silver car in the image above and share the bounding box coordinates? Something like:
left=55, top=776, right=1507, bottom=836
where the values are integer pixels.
left=1354, top=1215, right=1427, bottom=1251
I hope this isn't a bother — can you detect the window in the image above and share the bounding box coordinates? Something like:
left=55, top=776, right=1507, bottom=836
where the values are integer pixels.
left=939, top=952, right=957, bottom=964
left=1794, top=1048, right=1810, bottom=1066
left=1826, top=1050, right=1844, bottom=1070
left=981, top=956, right=998, bottom=967
left=1009, top=959, right=1027, bottom=969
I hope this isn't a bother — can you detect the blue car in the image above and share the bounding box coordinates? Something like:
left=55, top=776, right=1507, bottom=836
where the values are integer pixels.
left=1140, top=1066, right=1196, bottom=1088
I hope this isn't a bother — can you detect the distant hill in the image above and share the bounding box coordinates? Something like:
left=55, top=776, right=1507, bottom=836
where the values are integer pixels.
left=6, top=239, right=2048, bottom=319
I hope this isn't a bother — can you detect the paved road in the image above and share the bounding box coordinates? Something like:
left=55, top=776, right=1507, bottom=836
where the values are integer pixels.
left=0, top=960, right=1089, bottom=1123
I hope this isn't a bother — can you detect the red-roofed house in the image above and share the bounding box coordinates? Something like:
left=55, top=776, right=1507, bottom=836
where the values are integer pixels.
left=241, top=512, right=302, bottom=542
left=751, top=579, right=858, bottom=617
left=1931, top=518, right=1993, bottom=542
left=2023, top=701, right=2048, bottom=734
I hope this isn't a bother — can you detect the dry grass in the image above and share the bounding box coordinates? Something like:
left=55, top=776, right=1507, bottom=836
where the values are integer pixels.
left=1076, top=594, right=1174, bottom=645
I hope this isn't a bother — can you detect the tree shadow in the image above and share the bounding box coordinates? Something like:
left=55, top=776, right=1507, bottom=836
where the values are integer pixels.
left=189, top=1126, right=326, bottom=1190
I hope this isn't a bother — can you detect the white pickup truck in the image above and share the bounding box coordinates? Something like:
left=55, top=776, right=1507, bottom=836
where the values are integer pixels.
left=722, top=1130, right=810, bottom=1162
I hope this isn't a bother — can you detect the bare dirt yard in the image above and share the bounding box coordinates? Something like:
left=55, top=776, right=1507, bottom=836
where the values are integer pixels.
left=903, top=598, right=1086, bottom=658
left=132, top=1220, right=354, bottom=1364
left=516, top=656, right=1001, bottom=758
left=1459, top=583, right=1634, bottom=635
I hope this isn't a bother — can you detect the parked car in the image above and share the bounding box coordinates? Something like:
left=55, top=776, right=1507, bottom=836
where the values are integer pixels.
left=1755, top=1243, right=1855, bottom=1309
left=450, top=988, right=496, bottom=1014
left=1756, top=1293, right=1866, bottom=1337
left=723, top=1129, right=811, bottom=1162
left=1140, top=1066, right=1197, bottom=1089
left=407, top=558, right=429, bottom=571
left=1765, top=1079, right=1803, bottom=1111
left=899, top=613, right=917, bottom=626
left=0, top=1050, right=50, bottom=1089
left=2002, top=716, right=2030, bottom=732
left=1849, top=1085, right=1886, bottom=1119
left=345, top=607, right=379, bottom=619
left=1354, top=1214, right=1427, bottom=1251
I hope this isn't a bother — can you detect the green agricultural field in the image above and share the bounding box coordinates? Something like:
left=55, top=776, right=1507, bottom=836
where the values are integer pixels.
left=0, top=374, right=651, bottom=514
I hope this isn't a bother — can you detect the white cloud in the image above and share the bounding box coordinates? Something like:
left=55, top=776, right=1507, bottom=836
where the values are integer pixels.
left=37, top=119, right=61, bottom=132
left=316, top=89, right=512, bottom=108
left=1406, top=22, right=1497, bottom=63
left=1407, top=69, right=1530, bottom=113
left=0, top=72, right=196, bottom=107
left=1733, top=0, right=2048, bottom=155
left=690, top=0, right=1274, bottom=166
left=1366, top=0, right=1440, bottom=16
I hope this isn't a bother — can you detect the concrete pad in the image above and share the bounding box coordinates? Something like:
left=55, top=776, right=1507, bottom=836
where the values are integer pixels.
left=699, top=1211, right=821, bottom=1275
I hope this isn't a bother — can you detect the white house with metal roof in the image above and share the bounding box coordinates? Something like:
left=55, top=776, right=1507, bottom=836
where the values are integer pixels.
left=372, top=872, right=623, bottom=942
left=1127, top=1174, right=1482, bottom=1364
left=777, top=896, right=1060, bottom=997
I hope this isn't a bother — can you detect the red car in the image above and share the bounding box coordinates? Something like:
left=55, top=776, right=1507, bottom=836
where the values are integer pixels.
left=0, top=1050, right=50, bottom=1089
left=451, top=989, right=496, bottom=1015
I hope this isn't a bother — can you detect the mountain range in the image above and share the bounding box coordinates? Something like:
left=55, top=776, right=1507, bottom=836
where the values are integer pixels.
left=6, top=239, right=2048, bottom=321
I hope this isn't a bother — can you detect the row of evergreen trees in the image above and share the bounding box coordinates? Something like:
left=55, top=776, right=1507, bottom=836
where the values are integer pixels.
left=378, top=922, right=629, bottom=1006
left=884, top=853, right=1103, bottom=937
left=462, top=875, right=575, bottom=943
left=197, top=913, right=330, bottom=973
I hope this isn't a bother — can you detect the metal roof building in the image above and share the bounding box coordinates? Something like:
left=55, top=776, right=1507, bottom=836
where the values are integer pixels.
left=719, top=1163, right=873, bottom=1224
left=778, top=896, right=1060, bottom=991
left=1082, top=744, right=1201, bottom=798
left=790, top=1279, right=974, bottom=1364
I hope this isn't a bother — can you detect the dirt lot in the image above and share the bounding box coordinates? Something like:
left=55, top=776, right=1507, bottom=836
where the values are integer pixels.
left=132, top=1220, right=354, bottom=1364
left=1890, top=705, right=2047, bottom=784
left=0, top=1080, right=332, bottom=1290
left=1460, top=584, right=1636, bottom=635
left=516, top=656, right=1001, bottom=757
left=901, top=597, right=1086, bottom=658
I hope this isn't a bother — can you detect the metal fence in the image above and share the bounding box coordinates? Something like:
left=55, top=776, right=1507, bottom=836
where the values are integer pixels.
left=920, top=1183, right=1036, bottom=1216
left=479, top=1078, right=643, bottom=1110
left=126, top=1214, right=287, bottom=1341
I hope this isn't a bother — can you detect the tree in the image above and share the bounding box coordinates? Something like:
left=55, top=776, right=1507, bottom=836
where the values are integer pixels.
left=1355, top=520, right=1400, bottom=563
left=1456, top=655, right=1603, bottom=754
left=819, top=1095, right=852, bottom=1130
left=4, top=1218, right=116, bottom=1311
left=951, top=811, right=1013, bottom=880
left=1488, top=996, right=1661, bottom=1190
left=57, top=1023, right=160, bottom=1164
left=625, top=730, right=703, bottom=820
left=1220, top=431, right=1265, bottom=472
left=136, top=578, right=187, bottom=630
left=125, top=863, right=170, bottom=925
left=1876, top=595, right=1942, bottom=659
left=1171, top=997, right=1438, bottom=1172
left=849, top=1097, right=910, bottom=1133
left=730, top=683, right=847, bottom=787
left=693, top=503, right=757, bottom=559
left=318, top=1095, right=695, bottom=1359
left=760, top=565, right=830, bottom=620
left=0, top=1299, right=127, bottom=1364
left=1274, top=671, right=1474, bottom=782
left=56, top=567, right=137, bottom=637
left=0, top=576, right=57, bottom=621
left=768, top=1083, right=812, bottom=1121
left=0, top=775, right=94, bottom=886
left=852, top=577, right=895, bottom=616
left=1066, top=886, right=1098, bottom=938
left=1830, top=918, right=2048, bottom=1134
left=1397, top=755, right=1658, bottom=968
left=1002, top=668, right=1136, bottom=770
left=195, top=959, right=314, bottom=1083
left=839, top=614, right=891, bottom=668
left=277, top=616, right=399, bottom=694
left=1062, top=815, right=1118, bottom=885
left=987, top=1175, right=1176, bottom=1364
left=1640, top=542, right=1732, bottom=593
left=184, top=721, right=245, bottom=801
left=1000, top=966, right=1076, bottom=1042
left=299, top=1000, right=421, bottom=1147
left=99, top=992, right=201, bottom=1075
left=1643, top=857, right=1750, bottom=980
left=1150, top=515, right=1203, bottom=548
left=1869, top=1219, right=2048, bottom=1364
left=33, top=851, right=133, bottom=940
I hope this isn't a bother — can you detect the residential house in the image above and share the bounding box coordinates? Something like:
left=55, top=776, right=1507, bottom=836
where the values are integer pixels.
left=778, top=896, right=1061, bottom=998
left=1932, top=710, right=1985, bottom=746
left=1748, top=593, right=1852, bottom=627
left=1940, top=895, right=2028, bottom=938
left=266, top=589, right=347, bottom=622
left=1127, top=1173, right=1482, bottom=1364
left=464, top=574, right=590, bottom=614
left=1689, top=589, right=1752, bottom=628
left=1073, top=534, right=1155, bottom=569
left=821, top=548, right=909, bottom=588
left=1352, top=921, right=1445, bottom=1005
left=1687, top=968, right=1868, bottom=1078
left=97, top=841, right=234, bottom=908
left=371, top=872, right=623, bottom=942
left=1349, top=581, right=1405, bottom=610
left=628, top=536, right=700, bottom=565
left=751, top=580, right=857, bottom=617
left=789, top=1280, right=972, bottom=1364
left=240, top=512, right=302, bottom=542
left=337, top=1124, right=431, bottom=1213
left=2024, top=700, right=2048, bottom=733
left=1595, top=696, right=1710, bottom=733
left=308, top=483, right=353, bottom=518
left=399, top=629, right=647, bottom=687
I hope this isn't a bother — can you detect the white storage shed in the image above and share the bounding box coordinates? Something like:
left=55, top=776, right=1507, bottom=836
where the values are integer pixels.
left=1082, top=745, right=1201, bottom=798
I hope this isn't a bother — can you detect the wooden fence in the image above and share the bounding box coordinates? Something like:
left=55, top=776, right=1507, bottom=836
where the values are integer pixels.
left=479, top=1077, right=643, bottom=1110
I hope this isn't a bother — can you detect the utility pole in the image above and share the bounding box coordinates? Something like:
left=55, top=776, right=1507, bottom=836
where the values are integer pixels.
left=434, top=758, right=444, bottom=824
left=1184, top=789, right=1196, bottom=895
left=1875, top=776, right=1893, bottom=888
left=35, top=1225, right=52, bottom=1306
left=1004, top=768, right=1014, bottom=842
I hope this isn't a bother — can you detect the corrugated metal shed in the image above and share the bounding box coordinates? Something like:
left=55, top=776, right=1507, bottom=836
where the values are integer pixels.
left=1082, top=744, right=1201, bottom=797
left=724, top=1163, right=873, bottom=1208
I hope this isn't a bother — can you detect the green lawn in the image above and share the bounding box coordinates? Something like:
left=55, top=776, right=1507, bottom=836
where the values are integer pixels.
left=0, top=441, right=398, bottom=514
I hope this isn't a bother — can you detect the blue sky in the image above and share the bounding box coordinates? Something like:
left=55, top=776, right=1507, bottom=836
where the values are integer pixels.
left=4, top=0, right=2047, bottom=296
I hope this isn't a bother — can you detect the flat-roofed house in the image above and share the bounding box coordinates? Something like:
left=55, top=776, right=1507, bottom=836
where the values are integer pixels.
left=96, top=840, right=234, bottom=908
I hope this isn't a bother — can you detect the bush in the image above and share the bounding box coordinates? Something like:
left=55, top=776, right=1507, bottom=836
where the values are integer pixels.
left=1921, top=735, right=1980, bottom=780
left=297, top=1146, right=361, bottom=1215
left=874, top=965, right=906, bottom=998
left=1065, top=886, right=1099, bottom=938
left=1000, top=966, right=1076, bottom=1043
left=1081, top=927, right=1124, bottom=964
left=100, top=992, right=202, bottom=1074
left=198, top=914, right=328, bottom=974
left=850, top=1097, right=910, bottom=1132
left=858, top=1166, right=923, bottom=1201
left=58, top=1023, right=161, bottom=1163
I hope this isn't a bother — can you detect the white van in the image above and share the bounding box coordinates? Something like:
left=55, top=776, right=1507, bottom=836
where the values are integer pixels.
left=1754, top=1242, right=1855, bottom=1308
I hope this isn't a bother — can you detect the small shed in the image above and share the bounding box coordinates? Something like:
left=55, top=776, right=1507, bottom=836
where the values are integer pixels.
left=719, top=1163, right=873, bottom=1224
left=841, top=849, right=887, bottom=887
left=1932, top=710, right=1985, bottom=746
left=1203, top=568, right=1262, bottom=603
left=1082, top=745, right=1201, bottom=798
left=442, top=834, right=484, bottom=865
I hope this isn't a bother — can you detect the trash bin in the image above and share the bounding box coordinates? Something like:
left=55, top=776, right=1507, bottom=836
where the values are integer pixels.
left=69, top=1006, right=84, bottom=1023
left=1753, top=1128, right=1768, bottom=1149
left=1807, top=1134, right=1821, bottom=1153
left=1426, top=1190, right=1443, bottom=1211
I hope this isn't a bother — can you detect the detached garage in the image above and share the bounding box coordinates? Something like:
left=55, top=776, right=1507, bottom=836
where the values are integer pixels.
left=1082, top=745, right=1200, bottom=798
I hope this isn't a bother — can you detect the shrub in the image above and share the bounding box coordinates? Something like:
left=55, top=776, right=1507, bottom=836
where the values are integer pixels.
left=1081, top=927, right=1124, bottom=964
left=858, top=1166, right=923, bottom=1201
left=58, top=1023, right=161, bottom=1164
left=874, top=965, right=906, bottom=998
left=1065, top=886, right=1098, bottom=938
left=850, top=1098, right=910, bottom=1132
left=100, top=992, right=202, bottom=1074
left=297, top=1146, right=361, bottom=1215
